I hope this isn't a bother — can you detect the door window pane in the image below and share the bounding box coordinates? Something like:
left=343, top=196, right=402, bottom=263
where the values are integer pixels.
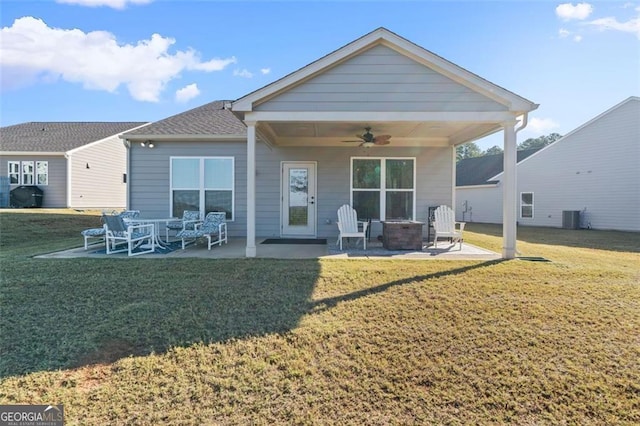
left=288, top=168, right=308, bottom=225
left=353, top=159, right=380, bottom=189
left=172, top=158, right=199, bottom=188
left=386, top=192, right=413, bottom=220
left=386, top=160, right=413, bottom=189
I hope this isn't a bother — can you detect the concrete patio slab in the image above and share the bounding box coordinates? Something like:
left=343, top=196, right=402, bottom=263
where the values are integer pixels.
left=36, top=237, right=500, bottom=260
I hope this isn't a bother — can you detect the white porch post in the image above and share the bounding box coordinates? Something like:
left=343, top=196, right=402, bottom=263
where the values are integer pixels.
left=502, top=119, right=517, bottom=259
left=246, top=121, right=257, bottom=257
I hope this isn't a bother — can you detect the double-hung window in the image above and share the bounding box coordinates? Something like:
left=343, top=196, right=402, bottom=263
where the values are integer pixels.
left=7, top=161, right=48, bottom=185
left=520, top=192, right=534, bottom=218
left=170, top=157, right=234, bottom=220
left=351, top=157, right=415, bottom=221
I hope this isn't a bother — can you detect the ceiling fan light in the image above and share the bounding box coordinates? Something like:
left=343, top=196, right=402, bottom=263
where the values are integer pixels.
left=362, top=141, right=375, bottom=148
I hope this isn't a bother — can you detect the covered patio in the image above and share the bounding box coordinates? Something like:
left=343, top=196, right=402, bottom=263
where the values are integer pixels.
left=232, top=28, right=538, bottom=259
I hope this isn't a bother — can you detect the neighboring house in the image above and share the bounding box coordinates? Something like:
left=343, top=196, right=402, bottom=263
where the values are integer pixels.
left=122, top=27, right=538, bottom=258
left=1, top=122, right=148, bottom=208
left=455, top=149, right=541, bottom=223
left=456, top=96, right=640, bottom=232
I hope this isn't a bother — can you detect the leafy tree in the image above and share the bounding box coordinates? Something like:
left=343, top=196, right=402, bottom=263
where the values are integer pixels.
left=456, top=142, right=483, bottom=162
left=518, top=133, right=562, bottom=150
left=485, top=145, right=503, bottom=156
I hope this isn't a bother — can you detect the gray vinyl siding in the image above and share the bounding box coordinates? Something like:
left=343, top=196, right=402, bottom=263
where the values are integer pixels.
left=68, top=135, right=127, bottom=208
left=1, top=155, right=67, bottom=207
left=129, top=141, right=453, bottom=238
left=256, top=45, right=507, bottom=113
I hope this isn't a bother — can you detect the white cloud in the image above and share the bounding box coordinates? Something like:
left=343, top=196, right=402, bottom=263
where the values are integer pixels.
left=526, top=117, right=560, bottom=135
left=260, top=68, right=271, bottom=75
left=0, top=17, right=236, bottom=101
left=558, top=28, right=571, bottom=37
left=56, top=0, right=153, bottom=9
left=573, top=34, right=583, bottom=42
left=586, top=16, right=640, bottom=39
left=175, top=83, right=200, bottom=103
left=556, top=3, right=594, bottom=21
left=233, top=68, right=253, bottom=78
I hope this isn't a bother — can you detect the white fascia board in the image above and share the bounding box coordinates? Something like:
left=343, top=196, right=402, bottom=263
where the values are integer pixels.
left=0, top=151, right=65, bottom=156
left=67, top=123, right=151, bottom=155
left=245, top=111, right=517, bottom=123
left=233, top=32, right=382, bottom=112
left=120, top=134, right=247, bottom=141
left=456, top=183, right=499, bottom=189
left=234, top=27, right=537, bottom=114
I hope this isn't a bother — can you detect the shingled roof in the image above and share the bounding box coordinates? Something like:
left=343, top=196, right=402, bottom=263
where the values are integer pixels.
left=456, top=148, right=541, bottom=186
left=123, top=100, right=246, bottom=137
left=1, top=122, right=147, bottom=153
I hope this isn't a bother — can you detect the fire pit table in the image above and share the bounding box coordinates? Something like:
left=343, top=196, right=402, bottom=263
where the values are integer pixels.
left=382, top=221, right=424, bottom=250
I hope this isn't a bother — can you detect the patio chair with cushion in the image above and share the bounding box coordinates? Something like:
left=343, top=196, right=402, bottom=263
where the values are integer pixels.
left=81, top=210, right=140, bottom=250
left=103, top=213, right=155, bottom=256
left=432, top=205, right=465, bottom=250
left=336, top=204, right=368, bottom=250
left=176, top=212, right=227, bottom=250
left=165, top=210, right=201, bottom=241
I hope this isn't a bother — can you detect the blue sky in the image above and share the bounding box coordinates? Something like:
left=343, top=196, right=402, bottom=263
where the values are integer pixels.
left=1, top=0, right=638, bottom=149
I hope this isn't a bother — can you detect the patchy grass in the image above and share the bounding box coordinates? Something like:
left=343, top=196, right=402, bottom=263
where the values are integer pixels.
left=0, top=211, right=639, bottom=424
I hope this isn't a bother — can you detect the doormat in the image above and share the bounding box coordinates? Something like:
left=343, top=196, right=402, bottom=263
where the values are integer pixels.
left=261, top=238, right=327, bottom=245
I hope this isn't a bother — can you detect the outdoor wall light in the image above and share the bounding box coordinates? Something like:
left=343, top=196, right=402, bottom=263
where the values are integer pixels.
left=140, top=140, right=155, bottom=148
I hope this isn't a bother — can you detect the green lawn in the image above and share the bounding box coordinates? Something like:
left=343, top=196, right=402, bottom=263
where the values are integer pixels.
left=1, top=210, right=639, bottom=424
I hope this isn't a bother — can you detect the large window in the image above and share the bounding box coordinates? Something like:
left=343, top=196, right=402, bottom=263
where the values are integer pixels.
left=7, top=161, right=48, bottom=185
left=351, top=157, right=415, bottom=221
left=520, top=192, right=534, bottom=218
left=171, top=157, right=234, bottom=220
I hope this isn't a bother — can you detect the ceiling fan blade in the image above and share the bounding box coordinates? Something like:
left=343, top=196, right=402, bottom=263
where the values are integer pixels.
left=341, top=140, right=362, bottom=143
left=373, top=135, right=392, bottom=145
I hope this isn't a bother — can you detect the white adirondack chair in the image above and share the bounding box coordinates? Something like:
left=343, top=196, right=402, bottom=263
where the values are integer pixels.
left=432, top=205, right=466, bottom=250
left=336, top=204, right=368, bottom=250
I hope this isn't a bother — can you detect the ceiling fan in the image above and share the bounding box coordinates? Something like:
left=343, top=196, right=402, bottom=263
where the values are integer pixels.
left=342, top=127, right=391, bottom=147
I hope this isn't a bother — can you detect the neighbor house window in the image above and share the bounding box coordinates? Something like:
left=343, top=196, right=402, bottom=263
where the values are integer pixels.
left=36, top=161, right=48, bottom=185
left=170, top=157, right=234, bottom=220
left=8, top=162, right=20, bottom=184
left=351, top=157, right=415, bottom=221
left=21, top=161, right=34, bottom=185
left=520, top=192, right=534, bottom=218
left=8, top=161, right=48, bottom=185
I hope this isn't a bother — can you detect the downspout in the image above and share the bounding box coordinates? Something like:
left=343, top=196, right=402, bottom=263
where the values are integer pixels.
left=123, top=139, right=131, bottom=209
left=513, top=112, right=529, bottom=256
left=64, top=152, right=71, bottom=208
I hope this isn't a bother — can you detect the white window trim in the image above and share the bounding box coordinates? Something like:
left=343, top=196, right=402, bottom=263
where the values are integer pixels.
left=21, top=161, right=34, bottom=185
left=8, top=161, right=20, bottom=184
left=36, top=161, right=48, bottom=186
left=350, top=156, right=416, bottom=221
left=170, top=156, right=235, bottom=221
left=520, top=192, right=534, bottom=219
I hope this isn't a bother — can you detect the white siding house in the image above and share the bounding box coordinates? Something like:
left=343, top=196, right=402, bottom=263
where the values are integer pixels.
left=456, top=96, right=640, bottom=232
left=1, top=122, right=148, bottom=208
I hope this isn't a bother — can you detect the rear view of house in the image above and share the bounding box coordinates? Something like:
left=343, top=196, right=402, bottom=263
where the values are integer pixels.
left=456, top=96, right=640, bottom=232
left=1, top=121, right=147, bottom=208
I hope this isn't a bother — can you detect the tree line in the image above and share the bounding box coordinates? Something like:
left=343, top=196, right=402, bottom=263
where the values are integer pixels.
left=456, top=133, right=562, bottom=161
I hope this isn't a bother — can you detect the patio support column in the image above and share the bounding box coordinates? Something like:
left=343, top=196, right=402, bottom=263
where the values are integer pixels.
left=502, top=119, right=518, bottom=259
left=246, top=121, right=257, bottom=257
